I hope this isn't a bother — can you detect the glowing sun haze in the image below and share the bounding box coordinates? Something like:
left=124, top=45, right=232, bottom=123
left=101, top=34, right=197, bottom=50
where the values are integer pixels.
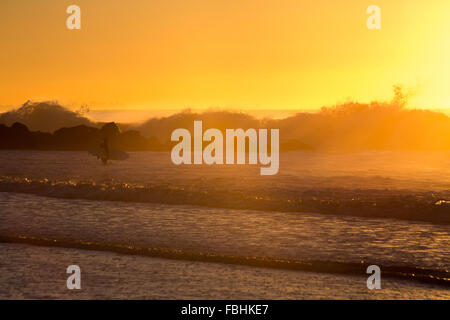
left=1, top=0, right=449, bottom=112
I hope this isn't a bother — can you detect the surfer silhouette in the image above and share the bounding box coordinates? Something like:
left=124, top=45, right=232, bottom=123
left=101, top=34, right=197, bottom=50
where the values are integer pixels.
left=99, top=138, right=110, bottom=164
left=88, top=137, right=129, bottom=163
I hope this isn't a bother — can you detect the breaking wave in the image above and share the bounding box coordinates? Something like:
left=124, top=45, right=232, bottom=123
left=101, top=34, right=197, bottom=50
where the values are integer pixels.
left=0, top=175, right=449, bottom=224
left=1, top=234, right=448, bottom=287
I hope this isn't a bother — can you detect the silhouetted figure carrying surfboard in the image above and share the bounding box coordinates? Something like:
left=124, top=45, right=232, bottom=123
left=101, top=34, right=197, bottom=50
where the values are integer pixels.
left=88, top=138, right=129, bottom=163
left=99, top=138, right=110, bottom=164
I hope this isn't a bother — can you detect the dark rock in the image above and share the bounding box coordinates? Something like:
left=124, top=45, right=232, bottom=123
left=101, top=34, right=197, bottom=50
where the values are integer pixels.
left=0, top=122, right=163, bottom=151
left=99, top=122, right=120, bottom=139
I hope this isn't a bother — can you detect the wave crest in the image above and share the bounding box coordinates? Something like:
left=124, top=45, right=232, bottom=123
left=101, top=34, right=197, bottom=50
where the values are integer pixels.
left=0, top=175, right=449, bottom=224
left=1, top=234, right=448, bottom=287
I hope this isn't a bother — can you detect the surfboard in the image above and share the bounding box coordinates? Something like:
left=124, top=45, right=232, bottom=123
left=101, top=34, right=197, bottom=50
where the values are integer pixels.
left=88, top=148, right=129, bottom=161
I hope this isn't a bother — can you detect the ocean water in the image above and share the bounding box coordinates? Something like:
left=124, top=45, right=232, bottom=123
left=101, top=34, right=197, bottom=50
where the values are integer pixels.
left=0, top=150, right=449, bottom=299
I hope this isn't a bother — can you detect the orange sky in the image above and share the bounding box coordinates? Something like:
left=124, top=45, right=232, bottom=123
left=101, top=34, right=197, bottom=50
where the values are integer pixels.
left=0, top=0, right=449, bottom=111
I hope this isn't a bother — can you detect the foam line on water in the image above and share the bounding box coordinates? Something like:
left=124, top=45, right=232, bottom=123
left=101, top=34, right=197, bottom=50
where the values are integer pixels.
left=1, top=234, right=448, bottom=287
